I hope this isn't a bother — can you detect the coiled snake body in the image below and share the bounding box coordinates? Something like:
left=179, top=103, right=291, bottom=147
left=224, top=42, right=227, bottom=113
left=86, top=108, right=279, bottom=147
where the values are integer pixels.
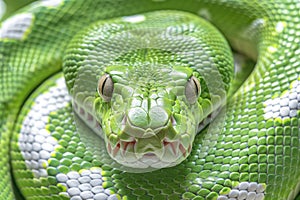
left=1, top=0, right=300, bottom=199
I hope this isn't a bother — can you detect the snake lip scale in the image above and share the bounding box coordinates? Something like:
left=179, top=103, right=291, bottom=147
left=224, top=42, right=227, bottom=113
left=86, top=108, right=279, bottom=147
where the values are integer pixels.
left=107, top=138, right=189, bottom=159
left=105, top=137, right=190, bottom=169
left=73, top=100, right=103, bottom=133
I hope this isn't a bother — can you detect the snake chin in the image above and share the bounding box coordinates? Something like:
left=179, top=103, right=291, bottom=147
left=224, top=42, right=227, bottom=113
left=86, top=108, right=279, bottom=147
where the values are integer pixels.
left=106, top=138, right=191, bottom=169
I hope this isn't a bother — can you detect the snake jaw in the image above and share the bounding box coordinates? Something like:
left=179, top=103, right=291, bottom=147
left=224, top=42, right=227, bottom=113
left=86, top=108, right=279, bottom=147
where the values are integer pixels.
left=103, top=110, right=195, bottom=169
left=74, top=97, right=194, bottom=169
left=106, top=135, right=191, bottom=169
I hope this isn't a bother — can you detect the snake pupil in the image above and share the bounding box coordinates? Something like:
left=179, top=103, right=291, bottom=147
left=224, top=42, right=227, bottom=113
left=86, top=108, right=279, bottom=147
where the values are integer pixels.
left=98, top=74, right=114, bottom=102
left=192, top=77, right=200, bottom=96
left=185, top=76, right=201, bottom=104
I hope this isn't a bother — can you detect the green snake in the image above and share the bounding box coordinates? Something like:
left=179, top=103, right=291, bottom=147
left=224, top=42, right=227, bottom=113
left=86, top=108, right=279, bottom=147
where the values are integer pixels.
left=1, top=0, right=300, bottom=199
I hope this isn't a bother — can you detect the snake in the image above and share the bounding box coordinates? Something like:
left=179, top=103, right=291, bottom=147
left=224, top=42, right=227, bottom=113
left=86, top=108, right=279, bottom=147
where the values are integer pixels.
left=1, top=0, right=300, bottom=199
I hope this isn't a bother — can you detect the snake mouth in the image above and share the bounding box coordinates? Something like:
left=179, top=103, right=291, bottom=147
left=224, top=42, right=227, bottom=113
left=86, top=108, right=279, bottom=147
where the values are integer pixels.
left=107, top=139, right=188, bottom=157
left=106, top=137, right=191, bottom=169
left=72, top=101, right=193, bottom=169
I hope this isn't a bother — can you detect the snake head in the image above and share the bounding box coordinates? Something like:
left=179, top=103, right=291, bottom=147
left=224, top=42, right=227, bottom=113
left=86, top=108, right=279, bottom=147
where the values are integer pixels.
left=93, top=64, right=203, bottom=170
left=65, top=11, right=232, bottom=171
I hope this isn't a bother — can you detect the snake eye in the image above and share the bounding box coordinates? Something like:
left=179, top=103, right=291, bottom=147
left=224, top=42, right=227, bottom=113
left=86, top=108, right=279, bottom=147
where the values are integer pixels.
left=98, top=74, right=114, bottom=102
left=185, top=76, right=200, bottom=104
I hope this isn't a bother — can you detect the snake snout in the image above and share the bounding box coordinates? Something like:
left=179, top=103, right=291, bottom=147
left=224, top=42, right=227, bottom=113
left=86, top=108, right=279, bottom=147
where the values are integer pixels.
left=105, top=100, right=195, bottom=169
left=123, top=106, right=173, bottom=138
left=128, top=106, right=169, bottom=127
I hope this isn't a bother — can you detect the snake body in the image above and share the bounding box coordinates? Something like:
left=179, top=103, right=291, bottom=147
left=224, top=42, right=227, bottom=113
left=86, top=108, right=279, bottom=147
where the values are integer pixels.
left=1, top=0, right=300, bottom=199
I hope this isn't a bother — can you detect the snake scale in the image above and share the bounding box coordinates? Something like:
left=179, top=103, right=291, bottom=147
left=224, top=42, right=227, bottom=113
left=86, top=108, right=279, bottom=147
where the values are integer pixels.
left=1, top=0, right=300, bottom=199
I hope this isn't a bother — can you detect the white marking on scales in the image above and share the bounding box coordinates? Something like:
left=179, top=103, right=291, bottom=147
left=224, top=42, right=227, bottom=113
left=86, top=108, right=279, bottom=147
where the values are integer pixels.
left=19, top=77, right=70, bottom=178
left=40, top=0, right=64, bottom=7
left=0, top=13, right=34, bottom=40
left=122, top=15, right=146, bottom=23
left=264, top=79, right=300, bottom=119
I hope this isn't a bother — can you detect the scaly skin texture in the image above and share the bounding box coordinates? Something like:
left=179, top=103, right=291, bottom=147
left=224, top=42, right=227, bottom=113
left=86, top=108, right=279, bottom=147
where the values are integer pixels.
left=63, top=11, right=233, bottom=170
left=1, top=0, right=300, bottom=200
